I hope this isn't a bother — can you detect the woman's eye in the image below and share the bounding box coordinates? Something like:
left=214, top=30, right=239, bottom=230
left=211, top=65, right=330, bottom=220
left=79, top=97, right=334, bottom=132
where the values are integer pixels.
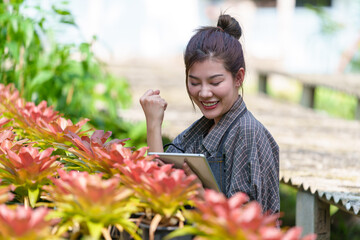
left=190, top=82, right=200, bottom=86
left=211, top=82, right=221, bottom=86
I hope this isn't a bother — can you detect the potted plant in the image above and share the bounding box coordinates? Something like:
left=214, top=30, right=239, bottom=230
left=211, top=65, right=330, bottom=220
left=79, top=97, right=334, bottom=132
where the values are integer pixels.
left=43, top=169, right=141, bottom=240
left=0, top=123, right=62, bottom=208
left=118, top=159, right=200, bottom=240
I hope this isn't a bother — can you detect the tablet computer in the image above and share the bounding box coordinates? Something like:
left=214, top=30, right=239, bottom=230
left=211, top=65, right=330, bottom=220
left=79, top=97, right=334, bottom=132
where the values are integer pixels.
left=148, top=152, right=220, bottom=192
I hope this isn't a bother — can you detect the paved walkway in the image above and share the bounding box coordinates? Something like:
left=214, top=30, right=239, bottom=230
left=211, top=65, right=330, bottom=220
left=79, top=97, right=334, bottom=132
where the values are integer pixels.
left=108, top=58, right=360, bottom=215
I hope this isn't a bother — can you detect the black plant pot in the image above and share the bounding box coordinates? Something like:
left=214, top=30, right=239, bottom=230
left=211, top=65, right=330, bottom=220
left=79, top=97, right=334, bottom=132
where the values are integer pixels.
left=139, top=223, right=193, bottom=240
left=109, top=226, right=132, bottom=240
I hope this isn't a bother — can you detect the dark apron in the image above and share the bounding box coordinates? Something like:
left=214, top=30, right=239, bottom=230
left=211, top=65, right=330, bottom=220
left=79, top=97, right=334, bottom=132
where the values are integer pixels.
left=207, top=108, right=247, bottom=195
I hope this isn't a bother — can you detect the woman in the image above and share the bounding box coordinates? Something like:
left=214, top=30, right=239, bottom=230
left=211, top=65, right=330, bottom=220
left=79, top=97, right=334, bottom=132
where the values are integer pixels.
left=140, top=14, right=279, bottom=214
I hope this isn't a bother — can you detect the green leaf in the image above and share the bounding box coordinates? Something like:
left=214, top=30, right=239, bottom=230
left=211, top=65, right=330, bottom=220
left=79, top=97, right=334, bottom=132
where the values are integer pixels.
left=87, top=221, right=104, bottom=239
left=163, top=226, right=199, bottom=240
left=60, top=17, right=76, bottom=26
left=51, top=6, right=71, bottom=15
left=23, top=21, right=34, bottom=47
left=30, top=71, right=53, bottom=89
left=28, top=187, right=39, bottom=208
left=6, top=42, right=19, bottom=60
left=10, top=16, right=18, bottom=33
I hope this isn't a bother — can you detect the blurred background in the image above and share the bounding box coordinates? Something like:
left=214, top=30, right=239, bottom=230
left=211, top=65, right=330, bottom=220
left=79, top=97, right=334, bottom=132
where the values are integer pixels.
left=1, top=0, right=359, bottom=238
left=63, top=0, right=360, bottom=74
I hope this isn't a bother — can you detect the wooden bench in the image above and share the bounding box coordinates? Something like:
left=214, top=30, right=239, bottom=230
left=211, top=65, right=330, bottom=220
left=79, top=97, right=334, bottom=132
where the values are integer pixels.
left=255, top=67, right=360, bottom=120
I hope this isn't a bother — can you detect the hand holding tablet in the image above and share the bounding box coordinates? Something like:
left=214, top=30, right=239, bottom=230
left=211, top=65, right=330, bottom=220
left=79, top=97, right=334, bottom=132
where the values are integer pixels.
left=148, top=152, right=220, bottom=192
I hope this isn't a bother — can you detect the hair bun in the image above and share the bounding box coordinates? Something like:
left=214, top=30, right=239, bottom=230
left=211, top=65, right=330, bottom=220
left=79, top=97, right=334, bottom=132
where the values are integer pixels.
left=217, top=14, right=242, bottom=40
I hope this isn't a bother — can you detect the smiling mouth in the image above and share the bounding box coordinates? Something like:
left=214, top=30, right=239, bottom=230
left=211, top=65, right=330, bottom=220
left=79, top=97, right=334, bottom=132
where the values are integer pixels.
left=202, top=101, right=219, bottom=107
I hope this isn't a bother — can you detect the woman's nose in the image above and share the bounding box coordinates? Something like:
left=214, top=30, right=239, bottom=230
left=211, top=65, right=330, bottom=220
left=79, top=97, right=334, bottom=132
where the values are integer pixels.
left=199, top=85, right=213, bottom=98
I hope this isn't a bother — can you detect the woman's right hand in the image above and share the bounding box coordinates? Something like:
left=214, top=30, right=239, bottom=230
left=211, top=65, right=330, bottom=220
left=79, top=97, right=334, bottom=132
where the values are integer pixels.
left=139, top=89, right=167, bottom=127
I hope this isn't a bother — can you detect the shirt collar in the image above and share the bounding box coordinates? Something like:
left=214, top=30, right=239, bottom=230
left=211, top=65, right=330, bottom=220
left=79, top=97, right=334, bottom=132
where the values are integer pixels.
left=182, top=116, right=214, bottom=148
left=202, top=95, right=247, bottom=154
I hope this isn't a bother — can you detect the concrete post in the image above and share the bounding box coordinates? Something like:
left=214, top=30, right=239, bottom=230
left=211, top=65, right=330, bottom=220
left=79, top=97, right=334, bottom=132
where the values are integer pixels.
left=355, top=98, right=360, bottom=120
left=258, top=73, right=268, bottom=94
left=296, top=190, right=330, bottom=240
left=300, top=85, right=315, bottom=108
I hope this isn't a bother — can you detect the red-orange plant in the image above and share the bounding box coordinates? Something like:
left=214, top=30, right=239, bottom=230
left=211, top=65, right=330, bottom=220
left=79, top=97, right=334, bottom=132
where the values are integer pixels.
left=0, top=116, right=31, bottom=155
left=0, top=83, right=88, bottom=145
left=0, top=146, right=61, bottom=207
left=0, top=205, right=57, bottom=240
left=64, top=130, right=153, bottom=176
left=119, top=159, right=200, bottom=239
left=43, top=170, right=140, bottom=240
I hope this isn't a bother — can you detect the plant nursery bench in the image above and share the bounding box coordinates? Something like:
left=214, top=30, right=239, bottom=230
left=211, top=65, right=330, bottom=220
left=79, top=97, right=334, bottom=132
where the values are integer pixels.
left=254, top=66, right=360, bottom=120
left=245, top=84, right=360, bottom=240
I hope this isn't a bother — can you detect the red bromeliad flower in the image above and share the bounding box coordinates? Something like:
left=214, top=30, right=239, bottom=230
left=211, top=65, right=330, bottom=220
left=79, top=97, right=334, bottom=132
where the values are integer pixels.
left=0, top=205, right=56, bottom=240
left=3, top=146, right=60, bottom=185
left=0, top=83, right=88, bottom=144
left=16, top=100, right=60, bottom=127
left=64, top=130, right=154, bottom=176
left=0, top=124, right=29, bottom=155
left=48, top=117, right=89, bottom=136
left=119, top=160, right=200, bottom=220
left=166, top=189, right=317, bottom=240
left=118, top=160, right=200, bottom=240
left=0, top=146, right=60, bottom=207
left=14, top=100, right=89, bottom=143
left=46, top=170, right=124, bottom=206
left=43, top=170, right=141, bottom=240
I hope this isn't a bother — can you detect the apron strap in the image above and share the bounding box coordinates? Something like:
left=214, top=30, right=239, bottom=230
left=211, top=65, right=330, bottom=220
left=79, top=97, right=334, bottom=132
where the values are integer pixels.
left=217, top=107, right=247, bottom=155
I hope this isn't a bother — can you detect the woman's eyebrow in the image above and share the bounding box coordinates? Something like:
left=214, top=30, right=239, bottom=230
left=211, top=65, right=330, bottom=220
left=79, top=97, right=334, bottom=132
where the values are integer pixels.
left=188, top=74, right=224, bottom=80
left=188, top=74, right=200, bottom=80
left=208, top=74, right=224, bottom=79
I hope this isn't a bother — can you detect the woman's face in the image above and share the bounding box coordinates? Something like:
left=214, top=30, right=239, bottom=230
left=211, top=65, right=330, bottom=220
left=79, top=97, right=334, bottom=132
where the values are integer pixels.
left=187, top=58, right=244, bottom=125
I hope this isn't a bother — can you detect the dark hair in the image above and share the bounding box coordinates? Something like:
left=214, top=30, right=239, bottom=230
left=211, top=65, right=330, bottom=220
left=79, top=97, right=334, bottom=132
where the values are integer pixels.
left=184, top=14, right=245, bottom=76
left=184, top=14, right=245, bottom=102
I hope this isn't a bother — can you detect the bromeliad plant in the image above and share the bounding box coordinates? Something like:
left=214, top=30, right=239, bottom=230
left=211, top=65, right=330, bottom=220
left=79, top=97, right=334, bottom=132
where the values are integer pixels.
left=63, top=130, right=153, bottom=176
left=43, top=169, right=141, bottom=240
left=118, top=159, right=200, bottom=239
left=0, top=205, right=57, bottom=240
left=0, top=145, right=61, bottom=208
left=166, top=189, right=317, bottom=240
left=0, top=84, right=89, bottom=145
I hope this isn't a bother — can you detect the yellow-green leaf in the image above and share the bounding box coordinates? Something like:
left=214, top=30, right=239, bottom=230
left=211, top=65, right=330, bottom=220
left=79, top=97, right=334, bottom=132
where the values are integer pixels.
left=87, top=221, right=104, bottom=239
left=28, top=187, right=39, bottom=208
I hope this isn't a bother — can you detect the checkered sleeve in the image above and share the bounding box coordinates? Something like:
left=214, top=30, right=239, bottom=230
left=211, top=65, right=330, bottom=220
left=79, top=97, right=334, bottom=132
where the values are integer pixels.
left=227, top=121, right=280, bottom=214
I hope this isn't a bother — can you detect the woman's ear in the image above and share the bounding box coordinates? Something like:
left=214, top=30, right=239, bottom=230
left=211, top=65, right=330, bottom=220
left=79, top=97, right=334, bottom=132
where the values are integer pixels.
left=235, top=68, right=245, bottom=87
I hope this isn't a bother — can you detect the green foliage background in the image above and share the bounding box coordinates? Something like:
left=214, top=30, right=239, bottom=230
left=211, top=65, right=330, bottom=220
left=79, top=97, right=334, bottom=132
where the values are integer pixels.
left=0, top=0, right=147, bottom=148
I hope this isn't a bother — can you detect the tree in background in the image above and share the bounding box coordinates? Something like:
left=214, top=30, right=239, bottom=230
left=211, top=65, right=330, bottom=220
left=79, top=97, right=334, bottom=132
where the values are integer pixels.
left=306, top=1, right=360, bottom=73
left=0, top=0, right=147, bottom=148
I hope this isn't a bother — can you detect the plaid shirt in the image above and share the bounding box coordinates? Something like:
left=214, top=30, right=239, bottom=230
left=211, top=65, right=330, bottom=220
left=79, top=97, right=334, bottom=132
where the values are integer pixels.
left=166, top=96, right=280, bottom=213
